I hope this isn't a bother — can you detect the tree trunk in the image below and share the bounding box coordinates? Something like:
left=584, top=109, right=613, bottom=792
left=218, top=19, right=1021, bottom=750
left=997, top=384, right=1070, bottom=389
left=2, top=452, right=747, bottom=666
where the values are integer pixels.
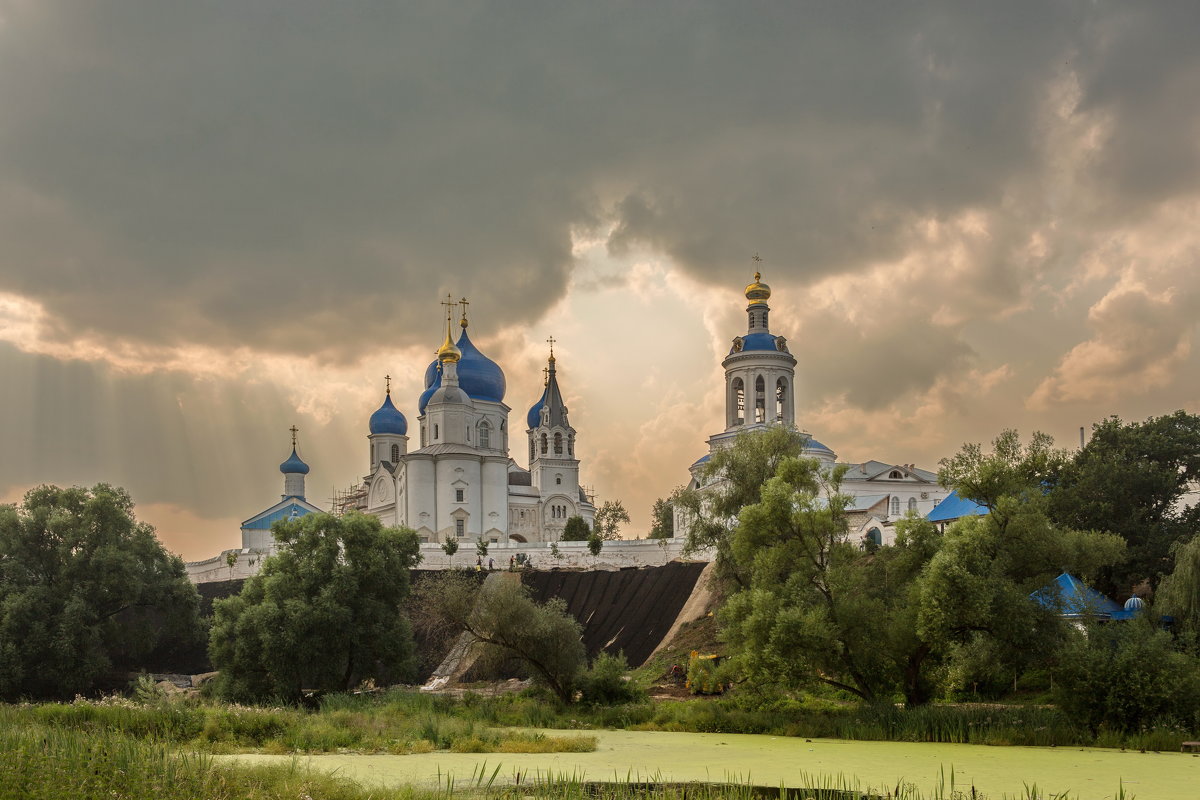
left=902, top=643, right=933, bottom=708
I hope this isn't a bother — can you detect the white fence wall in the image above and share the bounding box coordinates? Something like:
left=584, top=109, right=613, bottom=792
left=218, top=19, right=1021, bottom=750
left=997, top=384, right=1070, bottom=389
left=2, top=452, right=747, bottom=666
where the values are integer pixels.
left=186, top=538, right=708, bottom=584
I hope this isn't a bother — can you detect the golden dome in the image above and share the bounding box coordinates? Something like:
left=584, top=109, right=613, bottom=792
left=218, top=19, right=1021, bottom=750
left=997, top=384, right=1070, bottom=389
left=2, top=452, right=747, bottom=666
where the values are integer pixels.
left=437, top=309, right=461, bottom=363
left=745, top=271, right=771, bottom=305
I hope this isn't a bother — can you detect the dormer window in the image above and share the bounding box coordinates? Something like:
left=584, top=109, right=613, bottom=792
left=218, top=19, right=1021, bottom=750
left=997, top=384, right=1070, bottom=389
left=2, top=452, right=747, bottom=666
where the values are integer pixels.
left=890, top=470, right=903, bottom=479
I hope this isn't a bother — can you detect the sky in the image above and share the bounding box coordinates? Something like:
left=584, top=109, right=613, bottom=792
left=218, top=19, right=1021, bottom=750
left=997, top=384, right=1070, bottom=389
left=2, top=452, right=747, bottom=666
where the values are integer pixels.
left=3, top=2, right=1200, bottom=559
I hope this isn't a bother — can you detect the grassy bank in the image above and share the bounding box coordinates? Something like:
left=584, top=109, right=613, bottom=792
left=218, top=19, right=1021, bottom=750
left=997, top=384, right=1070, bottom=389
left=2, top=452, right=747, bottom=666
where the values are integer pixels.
left=1, top=692, right=596, bottom=755
left=402, top=690, right=1196, bottom=752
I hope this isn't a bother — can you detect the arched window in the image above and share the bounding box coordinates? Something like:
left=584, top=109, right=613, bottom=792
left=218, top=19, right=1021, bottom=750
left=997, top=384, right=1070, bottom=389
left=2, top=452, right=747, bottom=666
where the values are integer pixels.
left=541, top=433, right=548, bottom=454
left=434, top=424, right=439, bottom=441
left=554, top=432, right=563, bottom=455
left=733, top=378, right=745, bottom=425
left=754, top=376, right=766, bottom=424
left=775, top=378, right=787, bottom=422
left=420, top=426, right=426, bottom=447
left=556, top=474, right=562, bottom=485
left=908, top=497, right=918, bottom=513
left=479, top=422, right=490, bottom=449
left=529, top=439, right=535, bottom=462
left=568, top=434, right=574, bottom=456
left=390, top=444, right=400, bottom=463
left=891, top=496, right=900, bottom=516
left=867, top=528, right=882, bottom=548
left=890, top=470, right=903, bottom=479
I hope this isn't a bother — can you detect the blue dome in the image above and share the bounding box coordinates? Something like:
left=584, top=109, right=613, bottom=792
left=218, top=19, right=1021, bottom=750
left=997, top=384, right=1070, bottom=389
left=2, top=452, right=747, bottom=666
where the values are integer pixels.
left=526, top=389, right=547, bottom=429
left=279, top=448, right=310, bottom=475
left=423, top=358, right=440, bottom=389
left=369, top=394, right=408, bottom=435
left=455, top=329, right=506, bottom=403
left=1124, top=596, right=1146, bottom=612
left=805, top=438, right=834, bottom=454
left=418, top=368, right=442, bottom=415
left=735, top=332, right=780, bottom=353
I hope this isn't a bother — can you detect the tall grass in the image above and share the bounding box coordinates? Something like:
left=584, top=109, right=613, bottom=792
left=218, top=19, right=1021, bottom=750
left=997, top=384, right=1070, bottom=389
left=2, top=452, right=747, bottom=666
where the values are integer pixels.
left=0, top=692, right=597, bottom=755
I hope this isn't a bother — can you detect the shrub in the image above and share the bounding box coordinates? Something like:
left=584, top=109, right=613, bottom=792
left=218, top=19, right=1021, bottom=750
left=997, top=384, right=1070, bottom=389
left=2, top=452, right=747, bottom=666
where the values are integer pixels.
left=1054, top=619, right=1200, bottom=732
left=579, top=652, right=644, bottom=706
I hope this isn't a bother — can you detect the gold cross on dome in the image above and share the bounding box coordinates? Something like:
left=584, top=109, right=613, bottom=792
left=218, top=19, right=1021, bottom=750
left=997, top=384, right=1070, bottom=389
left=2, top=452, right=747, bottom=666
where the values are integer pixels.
left=384, top=374, right=391, bottom=395
left=546, top=335, right=557, bottom=358
left=289, top=425, right=299, bottom=448
left=752, top=253, right=762, bottom=263
left=440, top=294, right=456, bottom=321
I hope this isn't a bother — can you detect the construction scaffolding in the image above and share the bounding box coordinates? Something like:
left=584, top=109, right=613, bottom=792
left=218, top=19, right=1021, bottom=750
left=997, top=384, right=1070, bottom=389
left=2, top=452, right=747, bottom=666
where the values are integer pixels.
left=330, top=483, right=368, bottom=516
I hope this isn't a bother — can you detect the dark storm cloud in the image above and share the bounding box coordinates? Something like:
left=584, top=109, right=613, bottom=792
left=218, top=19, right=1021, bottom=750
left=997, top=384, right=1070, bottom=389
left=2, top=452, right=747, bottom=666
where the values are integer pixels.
left=0, top=1, right=1198, bottom=384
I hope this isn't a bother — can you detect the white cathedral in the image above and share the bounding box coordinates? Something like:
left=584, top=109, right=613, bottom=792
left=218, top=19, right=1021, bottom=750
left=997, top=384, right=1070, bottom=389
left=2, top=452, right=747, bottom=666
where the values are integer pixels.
left=680, top=272, right=951, bottom=547
left=357, top=302, right=595, bottom=544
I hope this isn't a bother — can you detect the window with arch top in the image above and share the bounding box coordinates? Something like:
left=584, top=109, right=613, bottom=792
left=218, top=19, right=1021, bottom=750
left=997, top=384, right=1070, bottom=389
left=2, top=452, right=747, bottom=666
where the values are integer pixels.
left=553, top=432, right=563, bottom=455
left=540, top=433, right=548, bottom=454
left=754, top=375, right=766, bottom=424
left=775, top=378, right=787, bottom=422
left=390, top=443, right=400, bottom=463
left=908, top=497, right=917, bottom=513
left=890, top=496, right=900, bottom=516
left=733, top=377, right=745, bottom=425
left=479, top=421, right=491, bottom=449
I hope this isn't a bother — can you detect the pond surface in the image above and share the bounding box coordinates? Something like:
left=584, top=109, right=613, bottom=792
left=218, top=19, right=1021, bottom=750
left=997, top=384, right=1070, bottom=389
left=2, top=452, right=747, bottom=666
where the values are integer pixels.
left=221, top=728, right=1198, bottom=799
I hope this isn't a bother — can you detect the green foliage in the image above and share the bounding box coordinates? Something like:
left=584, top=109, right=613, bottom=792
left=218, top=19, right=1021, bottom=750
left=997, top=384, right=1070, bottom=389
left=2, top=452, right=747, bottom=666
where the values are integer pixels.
left=674, top=426, right=810, bottom=587
left=1049, top=411, right=1200, bottom=591
left=578, top=652, right=644, bottom=705
left=648, top=497, right=674, bottom=539
left=561, top=515, right=590, bottom=541
left=686, top=653, right=724, bottom=695
left=0, top=484, right=202, bottom=701
left=412, top=572, right=585, bottom=704
left=208, top=511, right=420, bottom=702
left=587, top=531, right=603, bottom=559
left=1158, top=534, right=1200, bottom=642
left=594, top=499, right=631, bottom=540
left=720, top=454, right=944, bottom=706
left=475, top=538, right=488, bottom=558
left=1054, top=619, right=1200, bottom=733
left=441, top=536, right=459, bottom=562
left=923, top=432, right=1127, bottom=692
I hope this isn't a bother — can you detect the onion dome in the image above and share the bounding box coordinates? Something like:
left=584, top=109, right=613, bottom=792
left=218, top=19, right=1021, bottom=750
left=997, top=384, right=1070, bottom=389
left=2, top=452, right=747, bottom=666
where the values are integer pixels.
left=745, top=271, right=771, bottom=305
left=279, top=448, right=310, bottom=475
left=369, top=393, right=408, bottom=435
left=436, top=330, right=461, bottom=364
left=1124, top=596, right=1146, bottom=612
left=418, top=366, right=442, bottom=415
left=454, top=327, right=506, bottom=403
left=738, top=332, right=780, bottom=352
left=527, top=388, right=547, bottom=429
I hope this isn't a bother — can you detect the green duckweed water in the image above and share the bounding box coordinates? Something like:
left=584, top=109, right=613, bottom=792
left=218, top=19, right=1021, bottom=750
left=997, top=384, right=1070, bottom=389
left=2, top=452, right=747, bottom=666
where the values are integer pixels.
left=220, top=728, right=1199, bottom=798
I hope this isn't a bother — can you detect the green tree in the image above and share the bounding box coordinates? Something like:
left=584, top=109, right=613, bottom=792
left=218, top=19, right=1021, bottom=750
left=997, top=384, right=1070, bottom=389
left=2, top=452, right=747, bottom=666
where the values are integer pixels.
left=561, top=515, right=590, bottom=541
left=412, top=572, right=584, bottom=703
left=674, top=426, right=809, bottom=587
left=1158, top=534, right=1200, bottom=643
left=0, top=484, right=202, bottom=701
left=587, top=531, right=603, bottom=565
left=208, top=512, right=420, bottom=701
left=720, top=458, right=944, bottom=705
left=593, top=500, right=630, bottom=540
left=475, top=538, right=488, bottom=558
left=1049, top=412, right=1200, bottom=591
left=1054, top=618, right=1200, bottom=732
left=921, top=432, right=1126, bottom=689
left=441, top=536, right=459, bottom=567
left=648, top=498, right=674, bottom=539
